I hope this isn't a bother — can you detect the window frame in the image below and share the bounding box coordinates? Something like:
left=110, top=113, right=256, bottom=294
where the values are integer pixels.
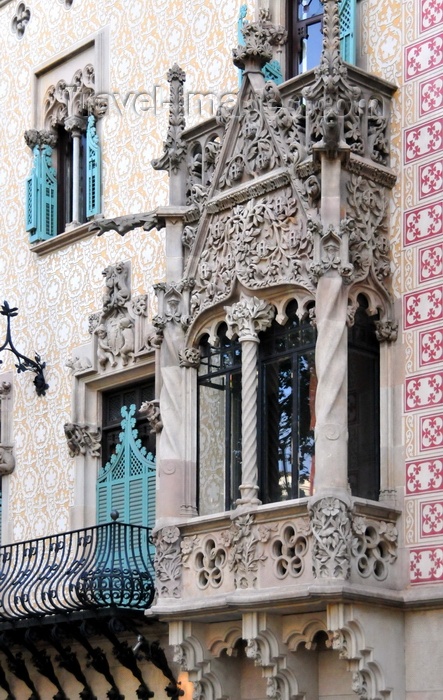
left=27, top=28, right=109, bottom=253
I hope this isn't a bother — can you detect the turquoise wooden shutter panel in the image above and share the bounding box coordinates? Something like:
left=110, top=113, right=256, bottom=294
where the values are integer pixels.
left=339, top=0, right=356, bottom=64
left=97, top=404, right=156, bottom=527
left=40, top=145, right=57, bottom=240
left=86, top=114, right=101, bottom=218
left=25, top=145, right=39, bottom=237
left=262, top=59, right=284, bottom=85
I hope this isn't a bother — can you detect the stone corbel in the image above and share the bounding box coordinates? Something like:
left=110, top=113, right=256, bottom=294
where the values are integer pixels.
left=139, top=399, right=163, bottom=434
left=63, top=423, right=101, bottom=458
left=0, top=446, right=14, bottom=475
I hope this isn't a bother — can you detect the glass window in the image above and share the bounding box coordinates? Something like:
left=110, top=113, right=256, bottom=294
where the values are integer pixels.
left=259, top=301, right=316, bottom=502
left=198, top=324, right=242, bottom=515
left=348, top=296, right=380, bottom=500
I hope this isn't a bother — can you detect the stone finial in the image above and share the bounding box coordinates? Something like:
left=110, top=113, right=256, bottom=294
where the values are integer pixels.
left=151, top=64, right=187, bottom=173
left=225, top=297, right=274, bottom=342
left=232, top=9, right=287, bottom=71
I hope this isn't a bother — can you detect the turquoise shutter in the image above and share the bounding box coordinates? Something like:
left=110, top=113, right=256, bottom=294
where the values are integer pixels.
left=262, top=59, right=284, bottom=85
left=25, top=145, right=39, bottom=236
left=86, top=114, right=101, bottom=218
left=40, top=145, right=57, bottom=240
left=339, top=0, right=356, bottom=64
left=97, top=404, right=156, bottom=529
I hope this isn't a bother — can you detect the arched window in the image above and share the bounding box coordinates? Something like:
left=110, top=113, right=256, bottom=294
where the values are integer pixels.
left=198, top=324, right=242, bottom=515
left=347, top=295, right=380, bottom=501
left=258, top=301, right=316, bottom=503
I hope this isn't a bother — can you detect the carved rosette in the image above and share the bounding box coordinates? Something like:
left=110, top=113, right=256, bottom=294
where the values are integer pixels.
left=309, top=498, right=352, bottom=579
left=152, top=526, right=182, bottom=598
left=351, top=516, right=398, bottom=580
left=63, top=423, right=101, bottom=458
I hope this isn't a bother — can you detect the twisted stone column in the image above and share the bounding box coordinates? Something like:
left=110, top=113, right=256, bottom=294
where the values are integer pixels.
left=225, top=297, right=274, bottom=505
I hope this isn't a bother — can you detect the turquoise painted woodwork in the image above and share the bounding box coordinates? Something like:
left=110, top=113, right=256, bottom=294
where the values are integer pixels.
left=40, top=145, right=57, bottom=240
left=97, top=404, right=156, bottom=534
left=26, top=144, right=57, bottom=243
left=86, top=114, right=101, bottom=218
left=339, top=0, right=356, bottom=64
left=25, top=146, right=39, bottom=235
left=237, top=4, right=248, bottom=86
left=262, top=59, right=284, bottom=85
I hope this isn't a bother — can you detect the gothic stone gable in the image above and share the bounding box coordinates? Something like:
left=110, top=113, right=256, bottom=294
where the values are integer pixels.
left=185, top=73, right=319, bottom=328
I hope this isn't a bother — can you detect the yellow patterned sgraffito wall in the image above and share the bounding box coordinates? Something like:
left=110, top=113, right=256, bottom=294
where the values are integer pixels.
left=0, top=0, right=244, bottom=542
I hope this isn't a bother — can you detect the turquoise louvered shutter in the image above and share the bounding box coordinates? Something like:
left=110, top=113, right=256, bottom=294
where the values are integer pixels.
left=97, top=403, right=156, bottom=527
left=86, top=114, right=101, bottom=218
left=40, top=145, right=57, bottom=240
left=339, top=0, right=356, bottom=64
left=25, top=145, right=39, bottom=236
left=262, top=59, right=284, bottom=85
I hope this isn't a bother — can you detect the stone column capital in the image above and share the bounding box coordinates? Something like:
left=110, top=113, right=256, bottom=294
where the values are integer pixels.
left=225, top=296, right=274, bottom=343
left=64, top=115, right=87, bottom=135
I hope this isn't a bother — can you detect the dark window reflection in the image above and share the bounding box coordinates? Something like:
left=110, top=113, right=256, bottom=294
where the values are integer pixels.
left=102, top=380, right=155, bottom=465
left=259, top=301, right=316, bottom=502
left=348, top=296, right=380, bottom=500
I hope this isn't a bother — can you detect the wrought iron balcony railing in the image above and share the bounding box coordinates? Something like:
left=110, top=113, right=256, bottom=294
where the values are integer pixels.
left=0, top=520, right=155, bottom=623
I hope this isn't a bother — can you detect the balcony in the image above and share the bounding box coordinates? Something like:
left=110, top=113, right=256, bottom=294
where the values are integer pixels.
left=0, top=518, right=155, bottom=628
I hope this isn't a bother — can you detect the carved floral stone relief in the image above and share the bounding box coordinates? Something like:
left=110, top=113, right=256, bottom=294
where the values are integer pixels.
left=152, top=526, right=182, bottom=598
left=190, top=187, right=315, bottom=318
left=63, top=423, right=101, bottom=458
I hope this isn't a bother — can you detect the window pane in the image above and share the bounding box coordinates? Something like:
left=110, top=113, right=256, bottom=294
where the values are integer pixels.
left=199, top=376, right=227, bottom=516
left=348, top=348, right=379, bottom=500
left=298, top=0, right=324, bottom=20
left=299, top=20, right=323, bottom=72
left=229, top=372, right=242, bottom=507
left=263, top=357, right=294, bottom=502
left=297, top=351, right=316, bottom=498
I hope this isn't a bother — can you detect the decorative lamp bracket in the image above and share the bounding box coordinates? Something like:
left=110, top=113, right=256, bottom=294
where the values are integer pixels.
left=0, top=301, right=48, bottom=396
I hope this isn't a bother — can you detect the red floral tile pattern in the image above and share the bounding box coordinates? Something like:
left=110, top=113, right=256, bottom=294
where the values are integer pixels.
left=404, top=202, right=443, bottom=245
left=419, top=329, right=443, bottom=366
left=420, top=412, right=443, bottom=451
left=420, top=0, right=443, bottom=33
left=405, top=371, right=443, bottom=411
left=405, top=33, right=443, bottom=81
left=419, top=76, right=443, bottom=116
left=410, top=546, right=443, bottom=582
left=419, top=243, right=443, bottom=282
left=421, top=499, right=443, bottom=535
left=407, top=458, right=443, bottom=493
left=419, top=158, right=443, bottom=198
left=404, top=118, right=443, bottom=163
left=404, top=285, right=443, bottom=328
